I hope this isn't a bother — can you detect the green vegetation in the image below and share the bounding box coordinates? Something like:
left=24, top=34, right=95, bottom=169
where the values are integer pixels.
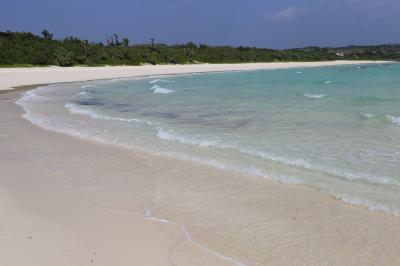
left=1, top=30, right=399, bottom=67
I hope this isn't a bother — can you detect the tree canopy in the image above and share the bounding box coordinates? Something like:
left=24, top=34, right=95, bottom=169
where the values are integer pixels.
left=1, top=30, right=399, bottom=67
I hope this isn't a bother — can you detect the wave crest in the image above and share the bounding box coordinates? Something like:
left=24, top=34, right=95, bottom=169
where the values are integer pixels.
left=150, top=85, right=174, bottom=94
left=65, top=102, right=154, bottom=125
left=149, top=79, right=172, bottom=84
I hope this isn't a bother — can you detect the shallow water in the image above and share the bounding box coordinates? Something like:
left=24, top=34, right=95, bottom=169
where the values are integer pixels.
left=17, top=63, right=400, bottom=215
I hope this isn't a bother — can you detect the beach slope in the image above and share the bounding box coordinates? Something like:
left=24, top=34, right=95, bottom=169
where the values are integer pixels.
left=1, top=62, right=399, bottom=265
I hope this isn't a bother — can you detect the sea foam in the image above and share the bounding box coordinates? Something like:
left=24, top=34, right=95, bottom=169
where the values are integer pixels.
left=150, top=85, right=174, bottom=94
left=20, top=89, right=47, bottom=101
left=157, top=128, right=399, bottom=187
left=304, top=94, right=326, bottom=99
left=386, top=115, right=400, bottom=126
left=149, top=79, right=171, bottom=84
left=362, top=113, right=375, bottom=119
left=65, top=102, right=154, bottom=125
left=81, top=84, right=93, bottom=89
left=157, top=128, right=221, bottom=147
left=336, top=195, right=399, bottom=216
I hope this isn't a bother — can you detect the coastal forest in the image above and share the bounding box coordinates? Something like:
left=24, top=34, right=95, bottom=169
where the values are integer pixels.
left=1, top=30, right=400, bottom=67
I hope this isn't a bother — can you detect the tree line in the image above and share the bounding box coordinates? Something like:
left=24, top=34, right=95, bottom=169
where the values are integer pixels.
left=0, top=30, right=399, bottom=67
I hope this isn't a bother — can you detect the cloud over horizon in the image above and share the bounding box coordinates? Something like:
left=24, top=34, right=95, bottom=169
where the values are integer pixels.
left=264, top=5, right=308, bottom=21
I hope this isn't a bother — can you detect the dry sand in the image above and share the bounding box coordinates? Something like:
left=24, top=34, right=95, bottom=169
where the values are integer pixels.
left=1, top=62, right=399, bottom=266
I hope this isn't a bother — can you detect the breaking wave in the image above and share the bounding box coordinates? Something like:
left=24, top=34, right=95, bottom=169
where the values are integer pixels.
left=150, top=85, right=174, bottom=94
left=386, top=115, right=400, bottom=126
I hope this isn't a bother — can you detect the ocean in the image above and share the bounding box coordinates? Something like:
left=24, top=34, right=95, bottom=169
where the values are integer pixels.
left=17, top=63, right=400, bottom=215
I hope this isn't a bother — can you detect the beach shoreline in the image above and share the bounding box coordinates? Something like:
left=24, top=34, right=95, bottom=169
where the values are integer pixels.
left=0, top=60, right=390, bottom=92
left=1, top=61, right=400, bottom=265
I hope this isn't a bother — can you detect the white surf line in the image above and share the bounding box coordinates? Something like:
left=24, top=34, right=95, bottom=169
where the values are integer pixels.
left=144, top=177, right=248, bottom=266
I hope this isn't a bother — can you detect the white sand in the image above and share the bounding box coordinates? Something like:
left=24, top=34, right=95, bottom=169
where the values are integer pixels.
left=1, top=62, right=399, bottom=266
left=0, top=61, right=388, bottom=91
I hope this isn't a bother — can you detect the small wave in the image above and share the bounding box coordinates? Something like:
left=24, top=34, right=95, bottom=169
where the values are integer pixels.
left=77, top=91, right=91, bottom=99
left=149, top=79, right=172, bottom=84
left=157, top=128, right=399, bottom=187
left=150, top=85, right=174, bottom=94
left=159, top=150, right=301, bottom=185
left=324, top=80, right=333, bottom=84
left=336, top=195, right=399, bottom=216
left=386, top=115, right=400, bottom=126
left=81, top=84, right=93, bottom=89
left=304, top=94, right=326, bottom=99
left=362, top=113, right=375, bottom=119
left=238, top=148, right=400, bottom=187
left=296, top=71, right=304, bottom=74
left=65, top=102, right=154, bottom=125
left=18, top=90, right=47, bottom=102
left=157, top=129, right=220, bottom=147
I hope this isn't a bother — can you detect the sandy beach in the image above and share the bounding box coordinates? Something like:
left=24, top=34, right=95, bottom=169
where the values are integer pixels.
left=0, top=61, right=389, bottom=91
left=1, top=61, right=400, bottom=266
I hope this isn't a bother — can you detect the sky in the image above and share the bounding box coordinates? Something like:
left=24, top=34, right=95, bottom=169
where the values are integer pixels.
left=1, top=0, right=400, bottom=49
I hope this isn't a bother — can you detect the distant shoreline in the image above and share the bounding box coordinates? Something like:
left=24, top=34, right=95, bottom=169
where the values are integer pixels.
left=0, top=60, right=391, bottom=91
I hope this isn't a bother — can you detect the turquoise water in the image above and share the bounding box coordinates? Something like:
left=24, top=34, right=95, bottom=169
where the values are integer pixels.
left=18, top=63, right=400, bottom=214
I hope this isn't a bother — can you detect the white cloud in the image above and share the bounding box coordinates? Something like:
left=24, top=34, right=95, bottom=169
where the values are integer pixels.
left=264, top=5, right=307, bottom=21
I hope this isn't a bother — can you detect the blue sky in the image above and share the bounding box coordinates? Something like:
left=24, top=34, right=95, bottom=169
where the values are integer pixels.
left=2, top=0, right=400, bottom=48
